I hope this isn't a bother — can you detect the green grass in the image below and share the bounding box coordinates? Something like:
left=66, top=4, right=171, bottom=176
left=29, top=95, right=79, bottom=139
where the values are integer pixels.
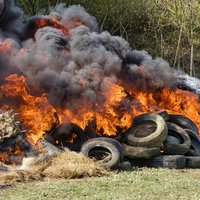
left=1, top=168, right=200, bottom=200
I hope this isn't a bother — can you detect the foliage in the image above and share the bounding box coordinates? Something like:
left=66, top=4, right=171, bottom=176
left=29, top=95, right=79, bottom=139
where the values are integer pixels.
left=15, top=0, right=200, bottom=77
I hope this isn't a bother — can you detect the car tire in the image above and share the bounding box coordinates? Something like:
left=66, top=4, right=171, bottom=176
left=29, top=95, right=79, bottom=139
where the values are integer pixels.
left=163, top=123, right=191, bottom=155
left=125, top=113, right=168, bottom=147
left=81, top=137, right=122, bottom=169
left=167, top=114, right=199, bottom=135
left=185, top=129, right=200, bottom=156
left=122, top=143, right=160, bottom=158
left=50, top=123, right=87, bottom=152
left=147, top=155, right=186, bottom=169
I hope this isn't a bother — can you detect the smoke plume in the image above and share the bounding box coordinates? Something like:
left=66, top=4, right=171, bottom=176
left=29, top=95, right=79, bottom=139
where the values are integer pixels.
left=0, top=1, right=177, bottom=108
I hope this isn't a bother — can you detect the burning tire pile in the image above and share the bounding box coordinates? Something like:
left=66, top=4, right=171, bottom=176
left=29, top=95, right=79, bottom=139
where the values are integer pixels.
left=0, top=1, right=200, bottom=175
left=43, top=111, right=200, bottom=170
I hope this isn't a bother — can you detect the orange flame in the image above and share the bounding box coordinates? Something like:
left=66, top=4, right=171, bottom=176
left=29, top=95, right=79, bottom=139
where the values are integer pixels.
left=1, top=74, right=200, bottom=143
left=0, top=72, right=200, bottom=164
left=1, top=11, right=199, bottom=166
left=0, top=75, right=57, bottom=145
left=35, top=18, right=69, bottom=36
left=1, top=75, right=200, bottom=143
left=0, top=145, right=24, bottom=165
left=0, top=40, right=12, bottom=54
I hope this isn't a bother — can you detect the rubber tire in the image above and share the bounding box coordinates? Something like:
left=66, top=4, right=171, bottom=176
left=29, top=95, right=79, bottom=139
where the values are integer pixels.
left=185, top=129, right=200, bottom=156
left=125, top=113, right=168, bottom=147
left=51, top=123, right=87, bottom=152
left=122, top=143, right=160, bottom=158
left=156, top=110, right=169, bottom=121
left=81, top=137, right=122, bottom=169
left=163, top=122, right=191, bottom=155
left=186, top=156, right=200, bottom=168
left=148, top=155, right=186, bottom=169
left=165, top=135, right=180, bottom=144
left=118, top=161, right=132, bottom=171
left=84, top=125, right=100, bottom=139
left=167, top=114, right=199, bottom=135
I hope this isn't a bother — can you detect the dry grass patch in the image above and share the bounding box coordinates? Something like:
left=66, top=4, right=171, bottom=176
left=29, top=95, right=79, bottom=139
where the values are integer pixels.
left=0, top=151, right=109, bottom=184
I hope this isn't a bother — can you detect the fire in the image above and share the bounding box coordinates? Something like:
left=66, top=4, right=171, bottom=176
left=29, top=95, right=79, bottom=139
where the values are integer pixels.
left=0, top=40, right=12, bottom=54
left=0, top=75, right=57, bottom=145
left=0, top=72, right=200, bottom=164
left=35, top=18, right=68, bottom=36
left=56, top=82, right=132, bottom=136
left=1, top=75, right=200, bottom=145
left=0, top=145, right=24, bottom=165
left=0, top=2, right=200, bottom=165
left=128, top=88, right=200, bottom=129
left=95, top=82, right=131, bottom=135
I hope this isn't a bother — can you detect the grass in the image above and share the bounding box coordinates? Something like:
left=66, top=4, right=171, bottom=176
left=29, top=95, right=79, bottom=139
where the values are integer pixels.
left=1, top=168, right=200, bottom=200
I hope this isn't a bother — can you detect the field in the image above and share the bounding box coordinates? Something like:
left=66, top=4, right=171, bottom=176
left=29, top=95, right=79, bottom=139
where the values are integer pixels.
left=1, top=168, right=200, bottom=200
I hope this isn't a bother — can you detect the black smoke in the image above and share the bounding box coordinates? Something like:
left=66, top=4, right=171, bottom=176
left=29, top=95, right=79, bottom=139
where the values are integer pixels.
left=0, top=0, right=22, bottom=38
left=0, top=1, right=178, bottom=108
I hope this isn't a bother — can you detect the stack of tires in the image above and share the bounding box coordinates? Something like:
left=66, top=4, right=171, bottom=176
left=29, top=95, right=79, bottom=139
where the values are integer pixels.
left=162, top=114, right=200, bottom=168
left=123, top=113, right=167, bottom=159
left=45, top=123, right=123, bottom=169
left=81, top=113, right=200, bottom=169
left=46, top=112, right=200, bottom=170
left=124, top=113, right=200, bottom=169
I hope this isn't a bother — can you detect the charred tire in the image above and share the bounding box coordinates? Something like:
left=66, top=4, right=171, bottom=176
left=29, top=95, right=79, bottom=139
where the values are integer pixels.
left=81, top=137, right=122, bottom=169
left=84, top=125, right=100, bottom=139
left=163, top=123, right=191, bottom=155
left=186, top=156, right=200, bottom=168
left=43, top=133, right=55, bottom=144
left=118, top=161, right=132, bottom=171
left=50, top=123, right=87, bottom=152
left=101, top=129, right=124, bottom=143
left=148, top=155, right=186, bottom=169
left=85, top=126, right=124, bottom=142
left=122, top=143, right=160, bottom=159
left=185, top=129, right=200, bottom=156
left=165, top=135, right=180, bottom=145
left=125, top=114, right=168, bottom=147
left=167, top=114, right=199, bottom=135
left=156, top=110, right=169, bottom=121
